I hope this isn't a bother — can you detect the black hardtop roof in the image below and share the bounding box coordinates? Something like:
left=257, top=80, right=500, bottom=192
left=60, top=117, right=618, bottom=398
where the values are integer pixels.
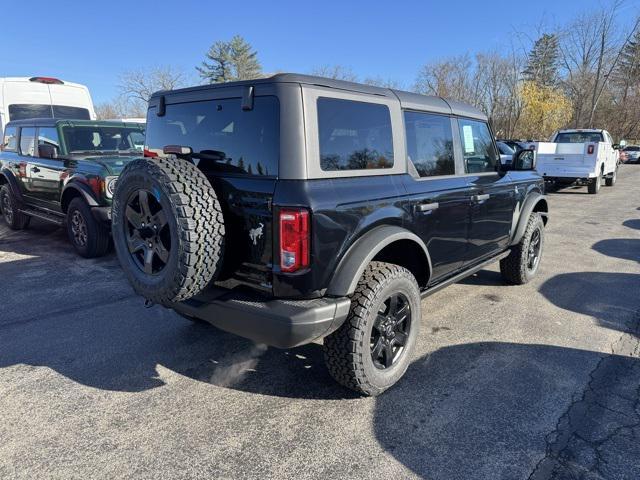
left=151, top=73, right=487, bottom=120
left=6, top=118, right=145, bottom=129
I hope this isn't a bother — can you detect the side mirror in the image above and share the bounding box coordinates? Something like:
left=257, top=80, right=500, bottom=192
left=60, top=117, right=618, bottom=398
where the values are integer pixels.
left=612, top=144, right=620, bottom=150
left=513, top=149, right=536, bottom=171
left=38, top=143, right=58, bottom=159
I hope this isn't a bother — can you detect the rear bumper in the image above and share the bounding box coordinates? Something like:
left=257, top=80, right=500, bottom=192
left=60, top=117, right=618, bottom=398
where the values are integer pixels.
left=172, top=288, right=352, bottom=349
left=538, top=164, right=597, bottom=179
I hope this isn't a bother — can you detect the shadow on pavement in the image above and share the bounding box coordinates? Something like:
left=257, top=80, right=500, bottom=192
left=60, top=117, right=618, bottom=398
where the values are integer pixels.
left=592, top=238, right=640, bottom=264
left=539, top=272, right=640, bottom=335
left=623, top=218, right=640, bottom=230
left=373, top=341, right=640, bottom=479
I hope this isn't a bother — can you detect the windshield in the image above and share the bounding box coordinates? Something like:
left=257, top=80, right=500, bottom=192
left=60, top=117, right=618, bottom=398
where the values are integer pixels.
left=623, top=146, right=639, bottom=151
left=8, top=104, right=90, bottom=121
left=555, top=132, right=604, bottom=143
left=61, top=125, right=146, bottom=154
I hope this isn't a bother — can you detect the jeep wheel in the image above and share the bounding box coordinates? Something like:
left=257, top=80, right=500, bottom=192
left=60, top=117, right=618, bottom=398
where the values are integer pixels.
left=588, top=171, right=602, bottom=194
left=111, top=157, right=225, bottom=305
left=66, top=197, right=110, bottom=258
left=0, top=185, right=30, bottom=230
left=500, top=212, right=545, bottom=285
left=605, top=167, right=617, bottom=187
left=323, top=261, right=421, bottom=396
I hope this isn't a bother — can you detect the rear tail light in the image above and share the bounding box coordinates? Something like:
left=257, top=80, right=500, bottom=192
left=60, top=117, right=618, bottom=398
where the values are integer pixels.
left=29, top=76, right=63, bottom=85
left=587, top=144, right=595, bottom=155
left=143, top=148, right=158, bottom=158
left=279, top=208, right=310, bottom=273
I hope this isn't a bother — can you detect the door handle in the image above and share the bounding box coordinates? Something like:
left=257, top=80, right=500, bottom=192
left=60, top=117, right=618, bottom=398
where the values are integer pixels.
left=472, top=194, right=490, bottom=202
left=416, top=202, right=439, bottom=212
left=31, top=167, right=40, bottom=173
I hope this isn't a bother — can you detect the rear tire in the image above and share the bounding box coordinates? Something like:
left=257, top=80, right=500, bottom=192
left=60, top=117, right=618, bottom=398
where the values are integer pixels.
left=66, top=197, right=110, bottom=258
left=111, top=157, right=225, bottom=306
left=0, top=185, right=30, bottom=230
left=605, top=167, right=617, bottom=187
left=500, top=212, right=545, bottom=285
left=323, top=261, right=421, bottom=396
left=588, top=171, right=602, bottom=194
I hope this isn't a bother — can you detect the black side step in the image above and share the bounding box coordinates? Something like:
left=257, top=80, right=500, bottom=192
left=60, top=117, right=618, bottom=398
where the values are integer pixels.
left=421, top=250, right=511, bottom=299
left=19, top=208, right=65, bottom=226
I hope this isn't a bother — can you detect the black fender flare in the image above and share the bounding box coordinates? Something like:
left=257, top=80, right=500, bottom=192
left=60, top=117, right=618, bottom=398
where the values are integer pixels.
left=510, top=193, right=549, bottom=246
left=60, top=182, right=99, bottom=212
left=0, top=168, right=25, bottom=202
left=326, top=225, right=432, bottom=297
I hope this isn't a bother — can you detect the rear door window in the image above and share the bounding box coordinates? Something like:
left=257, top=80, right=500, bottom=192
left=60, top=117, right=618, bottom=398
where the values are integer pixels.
left=317, top=98, right=393, bottom=171
left=145, top=96, right=279, bottom=176
left=458, top=119, right=498, bottom=173
left=1, top=126, right=18, bottom=152
left=19, top=127, right=37, bottom=157
left=404, top=111, right=455, bottom=177
left=52, top=106, right=91, bottom=120
left=37, top=127, right=61, bottom=156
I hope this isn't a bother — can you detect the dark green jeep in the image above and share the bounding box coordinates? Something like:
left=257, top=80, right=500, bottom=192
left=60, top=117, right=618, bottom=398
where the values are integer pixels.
left=0, top=119, right=145, bottom=257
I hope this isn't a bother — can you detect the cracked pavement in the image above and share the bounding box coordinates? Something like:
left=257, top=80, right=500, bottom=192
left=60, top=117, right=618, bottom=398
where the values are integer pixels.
left=1, top=165, right=639, bottom=479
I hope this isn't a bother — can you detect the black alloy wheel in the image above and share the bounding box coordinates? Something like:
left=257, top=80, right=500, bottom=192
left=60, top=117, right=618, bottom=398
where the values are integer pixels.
left=125, top=189, right=170, bottom=275
left=370, top=293, right=412, bottom=369
left=527, top=228, right=542, bottom=272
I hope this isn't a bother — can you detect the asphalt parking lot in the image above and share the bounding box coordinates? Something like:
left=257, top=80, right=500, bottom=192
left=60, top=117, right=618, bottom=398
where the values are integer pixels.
left=1, top=165, right=639, bottom=480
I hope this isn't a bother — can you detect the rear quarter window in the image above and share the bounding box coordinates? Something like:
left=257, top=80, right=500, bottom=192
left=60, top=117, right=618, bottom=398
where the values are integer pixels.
left=317, top=98, right=393, bottom=171
left=145, top=96, right=279, bottom=176
left=1, top=126, right=18, bottom=152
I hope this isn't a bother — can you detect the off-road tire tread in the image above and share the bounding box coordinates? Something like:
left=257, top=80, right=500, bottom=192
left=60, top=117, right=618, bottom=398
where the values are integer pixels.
left=500, top=212, right=544, bottom=285
left=0, top=185, right=30, bottom=230
left=67, top=197, right=110, bottom=258
left=113, top=157, right=224, bottom=305
left=323, top=261, right=419, bottom=396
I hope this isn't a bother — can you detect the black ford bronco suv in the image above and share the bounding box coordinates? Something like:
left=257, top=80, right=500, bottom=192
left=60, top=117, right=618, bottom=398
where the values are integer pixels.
left=111, top=74, right=548, bottom=395
left=0, top=119, right=145, bottom=257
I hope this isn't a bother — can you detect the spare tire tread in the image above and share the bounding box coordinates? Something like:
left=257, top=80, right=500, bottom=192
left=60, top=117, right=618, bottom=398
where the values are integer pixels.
left=113, top=157, right=224, bottom=305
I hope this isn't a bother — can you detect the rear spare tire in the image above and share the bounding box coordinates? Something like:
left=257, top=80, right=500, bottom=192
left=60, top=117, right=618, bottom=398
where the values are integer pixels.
left=112, top=157, right=225, bottom=305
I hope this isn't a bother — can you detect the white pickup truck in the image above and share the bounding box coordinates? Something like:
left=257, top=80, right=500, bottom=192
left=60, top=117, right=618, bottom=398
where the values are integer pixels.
left=532, top=129, right=619, bottom=194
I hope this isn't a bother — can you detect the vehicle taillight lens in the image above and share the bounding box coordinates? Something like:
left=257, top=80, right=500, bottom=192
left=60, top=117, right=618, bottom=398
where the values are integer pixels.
left=587, top=145, right=595, bottom=155
left=279, top=208, right=310, bottom=273
left=143, top=148, right=158, bottom=158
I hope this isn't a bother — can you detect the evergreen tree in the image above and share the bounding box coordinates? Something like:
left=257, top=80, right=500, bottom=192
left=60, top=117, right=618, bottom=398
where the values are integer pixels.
left=523, top=34, right=560, bottom=88
left=617, top=26, right=640, bottom=82
left=197, top=35, right=262, bottom=84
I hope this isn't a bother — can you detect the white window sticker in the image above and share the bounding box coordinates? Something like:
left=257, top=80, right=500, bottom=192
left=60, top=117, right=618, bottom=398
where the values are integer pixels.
left=463, top=125, right=474, bottom=153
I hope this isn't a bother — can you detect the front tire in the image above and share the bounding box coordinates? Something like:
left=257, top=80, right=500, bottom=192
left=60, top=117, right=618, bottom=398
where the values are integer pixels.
left=0, top=185, right=30, bottom=230
left=66, top=197, right=110, bottom=258
left=500, top=212, right=545, bottom=285
left=323, top=261, right=421, bottom=396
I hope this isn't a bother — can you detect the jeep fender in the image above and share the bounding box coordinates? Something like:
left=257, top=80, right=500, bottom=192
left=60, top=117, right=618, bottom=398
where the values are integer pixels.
left=510, top=193, right=548, bottom=246
left=326, top=225, right=432, bottom=297
left=0, top=168, right=25, bottom=202
left=61, top=182, right=99, bottom=212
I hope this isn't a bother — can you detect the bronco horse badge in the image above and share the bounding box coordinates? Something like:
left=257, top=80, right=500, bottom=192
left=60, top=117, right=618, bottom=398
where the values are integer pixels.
left=249, top=223, right=264, bottom=245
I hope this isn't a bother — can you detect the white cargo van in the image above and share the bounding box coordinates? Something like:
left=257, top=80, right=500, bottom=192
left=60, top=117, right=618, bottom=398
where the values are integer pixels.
left=533, top=129, right=619, bottom=194
left=0, top=77, right=96, bottom=136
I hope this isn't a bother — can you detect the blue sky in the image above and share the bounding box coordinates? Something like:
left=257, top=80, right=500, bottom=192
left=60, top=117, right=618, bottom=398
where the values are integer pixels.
left=3, top=0, right=639, bottom=104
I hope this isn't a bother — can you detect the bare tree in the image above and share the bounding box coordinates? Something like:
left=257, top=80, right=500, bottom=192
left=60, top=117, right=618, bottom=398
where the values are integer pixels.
left=310, top=65, right=359, bottom=82
left=559, top=3, right=623, bottom=127
left=414, top=55, right=474, bottom=103
left=119, top=66, right=186, bottom=106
